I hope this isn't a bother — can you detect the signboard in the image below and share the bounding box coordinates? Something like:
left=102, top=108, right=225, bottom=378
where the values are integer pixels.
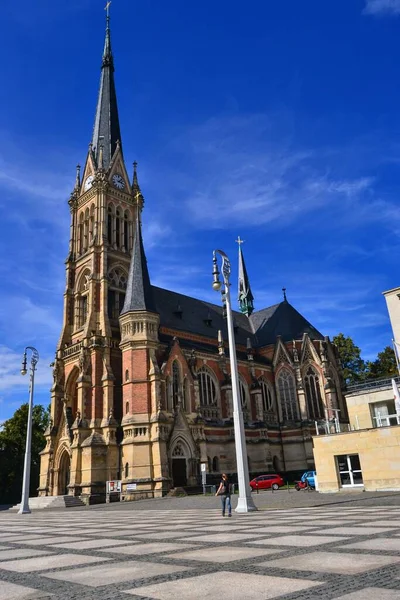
left=126, top=483, right=137, bottom=492
left=200, top=463, right=207, bottom=472
left=106, top=480, right=121, bottom=493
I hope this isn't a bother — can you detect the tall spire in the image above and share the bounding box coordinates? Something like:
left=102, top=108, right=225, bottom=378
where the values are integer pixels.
left=91, top=5, right=122, bottom=169
left=236, top=236, right=254, bottom=317
left=121, top=218, right=157, bottom=315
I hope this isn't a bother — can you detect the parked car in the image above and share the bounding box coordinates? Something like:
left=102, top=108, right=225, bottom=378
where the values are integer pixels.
left=301, top=471, right=316, bottom=488
left=250, top=474, right=285, bottom=491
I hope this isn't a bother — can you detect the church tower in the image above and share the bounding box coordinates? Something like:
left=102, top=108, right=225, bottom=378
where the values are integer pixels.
left=39, top=12, right=143, bottom=501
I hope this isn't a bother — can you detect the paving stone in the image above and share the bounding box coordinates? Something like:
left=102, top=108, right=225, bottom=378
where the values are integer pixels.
left=169, top=546, right=283, bottom=562
left=181, top=532, right=257, bottom=543
left=344, top=537, right=400, bottom=551
left=314, top=526, right=393, bottom=535
left=0, top=553, right=110, bottom=572
left=98, top=542, right=198, bottom=555
left=247, top=534, right=350, bottom=547
left=0, top=581, right=52, bottom=599
left=124, top=571, right=325, bottom=599
left=16, top=536, right=81, bottom=546
left=260, top=551, right=400, bottom=574
left=334, top=589, right=400, bottom=599
left=0, top=548, right=54, bottom=561
left=43, top=560, right=192, bottom=586
left=51, top=538, right=138, bottom=550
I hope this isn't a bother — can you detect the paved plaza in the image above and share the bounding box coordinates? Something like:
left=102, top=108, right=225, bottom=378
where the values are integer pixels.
left=1, top=494, right=400, bottom=599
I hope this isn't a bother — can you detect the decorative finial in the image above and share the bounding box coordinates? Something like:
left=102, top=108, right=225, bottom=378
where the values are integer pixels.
left=75, top=164, right=81, bottom=189
left=282, top=287, right=287, bottom=302
left=105, top=0, right=112, bottom=20
left=98, top=144, right=104, bottom=170
left=218, top=330, right=225, bottom=356
left=236, top=236, right=245, bottom=247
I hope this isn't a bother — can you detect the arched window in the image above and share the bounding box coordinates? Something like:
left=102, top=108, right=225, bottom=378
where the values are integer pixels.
left=124, top=211, right=130, bottom=251
left=212, top=456, right=219, bottom=472
left=239, top=376, right=249, bottom=418
left=124, top=462, right=129, bottom=478
left=207, top=456, right=212, bottom=472
left=125, top=370, right=129, bottom=382
left=78, top=212, right=84, bottom=255
left=107, top=206, right=113, bottom=245
left=75, top=269, right=90, bottom=329
left=83, top=208, right=89, bottom=251
left=172, top=361, right=181, bottom=409
left=277, top=369, right=298, bottom=421
left=260, top=379, right=274, bottom=412
left=125, top=401, right=129, bottom=415
left=89, top=204, right=95, bottom=243
left=304, top=366, right=324, bottom=420
left=183, top=378, right=190, bottom=412
left=116, top=209, right=121, bottom=249
left=108, top=267, right=128, bottom=320
left=198, top=367, right=219, bottom=418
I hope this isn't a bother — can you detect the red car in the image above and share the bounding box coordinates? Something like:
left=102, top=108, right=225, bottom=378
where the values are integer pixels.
left=250, top=474, right=284, bottom=491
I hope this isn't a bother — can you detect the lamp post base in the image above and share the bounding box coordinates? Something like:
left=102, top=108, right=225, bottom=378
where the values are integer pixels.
left=18, top=507, right=31, bottom=515
left=235, top=495, right=258, bottom=513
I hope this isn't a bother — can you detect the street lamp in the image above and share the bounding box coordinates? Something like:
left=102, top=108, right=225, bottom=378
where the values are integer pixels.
left=212, top=250, right=257, bottom=513
left=18, top=347, right=39, bottom=515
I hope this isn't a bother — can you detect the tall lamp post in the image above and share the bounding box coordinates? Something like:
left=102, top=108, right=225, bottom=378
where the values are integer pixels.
left=18, top=347, right=39, bottom=515
left=212, top=250, right=257, bottom=513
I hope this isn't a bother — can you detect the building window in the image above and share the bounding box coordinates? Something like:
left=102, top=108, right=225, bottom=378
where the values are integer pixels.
left=277, top=369, right=298, bottom=421
left=304, top=366, right=324, bottom=420
left=260, top=379, right=273, bottom=412
left=116, top=209, right=121, bottom=248
left=183, top=378, right=190, bottom=412
left=124, top=211, right=130, bottom=250
left=107, top=206, right=113, bottom=245
left=80, top=295, right=88, bottom=327
left=212, top=456, right=219, bottom=472
left=198, top=367, right=219, bottom=419
left=239, top=377, right=249, bottom=420
left=108, top=267, right=128, bottom=320
left=336, top=454, right=363, bottom=487
left=125, top=401, right=129, bottom=415
left=172, top=361, right=181, bottom=409
left=371, top=400, right=399, bottom=427
left=124, top=462, right=129, bottom=478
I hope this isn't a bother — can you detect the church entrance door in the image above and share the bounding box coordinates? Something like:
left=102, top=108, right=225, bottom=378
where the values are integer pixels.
left=172, top=458, right=187, bottom=487
left=58, top=452, right=71, bottom=496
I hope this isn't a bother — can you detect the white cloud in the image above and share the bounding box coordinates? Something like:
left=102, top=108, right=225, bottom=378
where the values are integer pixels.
left=364, top=0, right=400, bottom=15
left=0, top=346, right=53, bottom=393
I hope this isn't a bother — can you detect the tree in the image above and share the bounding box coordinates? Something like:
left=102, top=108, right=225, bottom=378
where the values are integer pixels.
left=366, top=346, right=398, bottom=379
left=0, top=404, right=49, bottom=505
left=332, top=333, right=367, bottom=385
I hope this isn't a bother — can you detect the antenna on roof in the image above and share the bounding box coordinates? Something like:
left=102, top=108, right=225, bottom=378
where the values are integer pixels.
left=282, top=287, right=287, bottom=302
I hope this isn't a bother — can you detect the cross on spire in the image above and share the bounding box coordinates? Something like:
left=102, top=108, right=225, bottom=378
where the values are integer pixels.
left=105, top=1, right=112, bottom=18
left=236, top=236, right=245, bottom=246
left=282, top=287, right=287, bottom=302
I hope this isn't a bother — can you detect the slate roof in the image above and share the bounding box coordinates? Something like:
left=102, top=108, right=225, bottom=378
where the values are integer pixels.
left=91, top=16, right=122, bottom=169
left=121, top=219, right=156, bottom=315
left=151, top=286, right=324, bottom=349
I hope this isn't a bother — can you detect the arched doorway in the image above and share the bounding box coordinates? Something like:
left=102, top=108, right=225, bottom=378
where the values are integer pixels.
left=171, top=442, right=188, bottom=487
left=58, top=451, right=71, bottom=496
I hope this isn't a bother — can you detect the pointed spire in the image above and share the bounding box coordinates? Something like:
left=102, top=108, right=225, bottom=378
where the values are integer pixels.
left=91, top=6, right=122, bottom=170
left=282, top=287, right=287, bottom=302
left=132, top=161, right=144, bottom=209
left=74, top=164, right=81, bottom=190
left=121, top=217, right=157, bottom=315
left=236, top=237, right=254, bottom=317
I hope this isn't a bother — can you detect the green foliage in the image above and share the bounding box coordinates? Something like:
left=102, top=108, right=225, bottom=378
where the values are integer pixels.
left=0, top=403, right=49, bottom=505
left=333, top=333, right=366, bottom=385
left=366, top=346, right=397, bottom=380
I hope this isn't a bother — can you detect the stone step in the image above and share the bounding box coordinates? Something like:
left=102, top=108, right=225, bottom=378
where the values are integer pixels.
left=11, top=495, right=86, bottom=511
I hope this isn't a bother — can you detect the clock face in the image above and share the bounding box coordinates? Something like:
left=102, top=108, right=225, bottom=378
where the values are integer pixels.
left=112, top=173, right=125, bottom=190
left=84, top=175, right=94, bottom=191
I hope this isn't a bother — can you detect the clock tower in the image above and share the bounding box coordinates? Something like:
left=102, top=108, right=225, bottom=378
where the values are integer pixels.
left=39, top=12, right=144, bottom=501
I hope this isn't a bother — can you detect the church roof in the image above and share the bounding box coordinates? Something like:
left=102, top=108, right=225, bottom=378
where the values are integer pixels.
left=91, top=14, right=122, bottom=169
left=121, top=219, right=156, bottom=315
left=151, top=286, right=323, bottom=349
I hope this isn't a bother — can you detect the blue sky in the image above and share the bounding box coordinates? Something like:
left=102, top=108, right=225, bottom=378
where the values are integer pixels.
left=1, top=0, right=400, bottom=422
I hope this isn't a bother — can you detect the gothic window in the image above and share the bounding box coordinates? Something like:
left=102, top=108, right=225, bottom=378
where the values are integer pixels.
left=124, top=462, right=129, bottom=478
left=212, top=456, right=219, bottom=472
left=165, top=376, right=171, bottom=411
left=80, top=295, right=88, bottom=327
left=172, top=361, right=181, bottom=409
left=83, top=208, right=89, bottom=252
left=125, top=401, right=129, bottom=415
left=259, top=379, right=274, bottom=412
left=172, top=443, right=185, bottom=457
left=239, top=376, right=249, bottom=414
left=116, top=209, right=121, bottom=249
left=207, top=456, right=212, bottom=472
left=125, top=370, right=129, bottom=382
left=277, top=369, right=299, bottom=421
left=107, top=206, right=113, bottom=245
left=78, top=213, right=84, bottom=255
left=108, top=267, right=128, bottom=320
left=304, top=366, right=324, bottom=420
left=75, top=269, right=90, bottom=329
left=183, top=378, right=190, bottom=413
left=89, top=204, right=95, bottom=242
left=198, top=367, right=219, bottom=418
left=124, top=211, right=130, bottom=251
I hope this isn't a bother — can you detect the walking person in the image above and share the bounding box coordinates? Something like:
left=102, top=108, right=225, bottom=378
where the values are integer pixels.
left=216, top=473, right=232, bottom=517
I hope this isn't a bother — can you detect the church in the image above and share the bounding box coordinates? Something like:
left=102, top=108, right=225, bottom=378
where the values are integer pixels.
left=39, top=14, right=346, bottom=503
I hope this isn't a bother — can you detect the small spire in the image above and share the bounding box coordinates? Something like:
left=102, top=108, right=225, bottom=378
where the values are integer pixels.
left=103, top=1, right=113, bottom=65
left=98, top=144, right=104, bottom=170
left=237, top=237, right=254, bottom=317
left=246, top=338, right=254, bottom=361
left=282, top=287, right=287, bottom=302
left=75, top=164, right=81, bottom=190
left=132, top=161, right=144, bottom=208
left=218, top=330, right=225, bottom=356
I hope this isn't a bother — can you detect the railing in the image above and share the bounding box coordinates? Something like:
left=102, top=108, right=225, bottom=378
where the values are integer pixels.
left=373, top=413, right=400, bottom=428
left=347, top=376, right=400, bottom=394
